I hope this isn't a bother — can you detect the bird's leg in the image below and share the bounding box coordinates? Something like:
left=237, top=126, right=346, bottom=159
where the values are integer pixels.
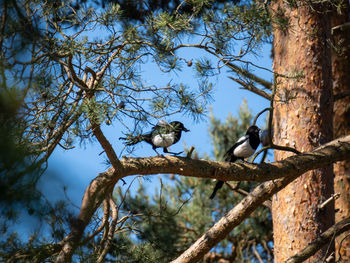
left=163, top=147, right=183, bottom=156
left=239, top=158, right=249, bottom=163
left=238, top=158, right=257, bottom=164
left=153, top=146, right=162, bottom=156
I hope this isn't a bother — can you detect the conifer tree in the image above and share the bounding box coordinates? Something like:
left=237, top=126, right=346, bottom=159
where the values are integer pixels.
left=1, top=1, right=350, bottom=263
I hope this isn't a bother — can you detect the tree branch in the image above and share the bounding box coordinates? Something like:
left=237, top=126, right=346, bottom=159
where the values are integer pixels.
left=170, top=136, right=350, bottom=263
left=65, top=54, right=89, bottom=91
left=285, top=217, right=350, bottom=263
left=332, top=22, right=350, bottom=35
left=6, top=244, right=62, bottom=263
left=91, top=124, right=123, bottom=172
left=55, top=169, right=122, bottom=263
left=171, top=171, right=297, bottom=262
left=252, top=107, right=271, bottom=126
left=226, top=62, right=272, bottom=90
left=119, top=135, right=350, bottom=182
left=226, top=182, right=272, bottom=210
left=229, top=77, right=272, bottom=100
left=54, top=135, right=350, bottom=262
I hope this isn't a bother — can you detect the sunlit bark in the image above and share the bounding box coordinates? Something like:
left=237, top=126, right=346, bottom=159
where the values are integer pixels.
left=271, top=1, right=334, bottom=262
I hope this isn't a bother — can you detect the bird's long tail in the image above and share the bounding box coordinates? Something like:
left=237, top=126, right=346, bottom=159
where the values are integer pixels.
left=119, top=134, right=149, bottom=146
left=209, top=180, right=224, bottom=199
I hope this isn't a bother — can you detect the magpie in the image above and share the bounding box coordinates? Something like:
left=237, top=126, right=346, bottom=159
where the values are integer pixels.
left=209, top=125, right=260, bottom=199
left=120, top=121, right=189, bottom=155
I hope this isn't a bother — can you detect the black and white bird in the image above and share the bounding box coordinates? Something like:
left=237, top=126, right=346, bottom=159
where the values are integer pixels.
left=120, top=121, right=189, bottom=155
left=209, top=125, right=261, bottom=199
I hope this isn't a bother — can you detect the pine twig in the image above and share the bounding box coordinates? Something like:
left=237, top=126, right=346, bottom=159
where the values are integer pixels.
left=226, top=62, right=272, bottom=90
left=229, top=77, right=272, bottom=100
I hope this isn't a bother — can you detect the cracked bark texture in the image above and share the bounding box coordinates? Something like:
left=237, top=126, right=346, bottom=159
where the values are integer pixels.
left=271, top=1, right=334, bottom=262
left=332, top=1, right=350, bottom=261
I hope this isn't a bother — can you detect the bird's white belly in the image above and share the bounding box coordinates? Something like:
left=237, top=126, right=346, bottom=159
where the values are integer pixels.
left=233, top=140, right=255, bottom=158
left=152, top=132, right=175, bottom=147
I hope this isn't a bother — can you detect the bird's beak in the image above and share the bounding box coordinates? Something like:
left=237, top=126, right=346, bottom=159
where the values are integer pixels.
left=184, top=127, right=190, bottom=132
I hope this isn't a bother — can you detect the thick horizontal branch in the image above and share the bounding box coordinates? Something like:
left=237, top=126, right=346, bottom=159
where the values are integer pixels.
left=170, top=136, right=350, bottom=263
left=55, top=135, right=350, bottom=262
left=118, top=135, right=350, bottom=182
left=170, top=137, right=350, bottom=263
left=285, top=217, right=350, bottom=263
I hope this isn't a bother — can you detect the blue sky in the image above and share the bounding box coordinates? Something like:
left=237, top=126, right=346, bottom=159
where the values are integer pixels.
left=40, top=43, right=273, bottom=211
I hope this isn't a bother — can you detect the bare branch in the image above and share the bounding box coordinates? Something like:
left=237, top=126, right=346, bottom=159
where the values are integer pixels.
left=83, top=199, right=110, bottom=243
left=253, top=244, right=264, bottom=263
left=332, top=22, right=350, bottom=35
left=285, top=217, right=350, bottom=263
left=96, top=196, right=119, bottom=263
left=55, top=170, right=121, bottom=263
left=229, top=77, right=272, bottom=100
left=226, top=182, right=272, bottom=210
left=91, top=124, right=123, bottom=172
left=252, top=107, right=271, bottom=126
left=65, top=55, right=89, bottom=91
left=318, top=193, right=340, bottom=210
left=120, top=135, right=350, bottom=182
left=226, top=62, right=272, bottom=90
left=170, top=136, right=350, bottom=263
left=171, top=169, right=298, bottom=262
left=54, top=135, right=350, bottom=262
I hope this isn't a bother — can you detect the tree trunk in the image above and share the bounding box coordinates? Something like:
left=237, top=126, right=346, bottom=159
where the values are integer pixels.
left=332, top=1, right=350, bottom=261
left=271, top=1, right=334, bottom=262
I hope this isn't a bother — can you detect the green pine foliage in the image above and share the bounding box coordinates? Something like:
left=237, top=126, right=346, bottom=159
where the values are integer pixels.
left=1, top=0, right=274, bottom=261
left=110, top=101, right=272, bottom=262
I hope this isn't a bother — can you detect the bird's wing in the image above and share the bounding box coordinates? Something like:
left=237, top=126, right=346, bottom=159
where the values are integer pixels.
left=224, top=135, right=249, bottom=162
left=151, top=124, right=161, bottom=132
left=157, top=120, right=169, bottom=127
left=137, top=131, right=153, bottom=145
left=152, top=120, right=169, bottom=131
left=151, top=120, right=173, bottom=133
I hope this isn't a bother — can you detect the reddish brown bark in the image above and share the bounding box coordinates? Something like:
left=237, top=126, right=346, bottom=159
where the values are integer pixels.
left=332, top=1, right=350, bottom=261
left=271, top=1, right=334, bottom=262
left=171, top=136, right=350, bottom=263
left=286, top=217, right=350, bottom=263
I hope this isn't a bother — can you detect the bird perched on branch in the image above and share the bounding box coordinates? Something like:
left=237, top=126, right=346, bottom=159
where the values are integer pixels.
left=120, top=121, right=189, bottom=155
left=209, top=125, right=261, bottom=199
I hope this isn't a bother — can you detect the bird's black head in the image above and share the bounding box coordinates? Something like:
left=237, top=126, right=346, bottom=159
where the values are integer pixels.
left=246, top=125, right=260, bottom=136
left=170, top=121, right=190, bottom=132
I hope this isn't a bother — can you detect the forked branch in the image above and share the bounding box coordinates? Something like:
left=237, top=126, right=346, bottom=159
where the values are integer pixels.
left=54, top=135, right=350, bottom=263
